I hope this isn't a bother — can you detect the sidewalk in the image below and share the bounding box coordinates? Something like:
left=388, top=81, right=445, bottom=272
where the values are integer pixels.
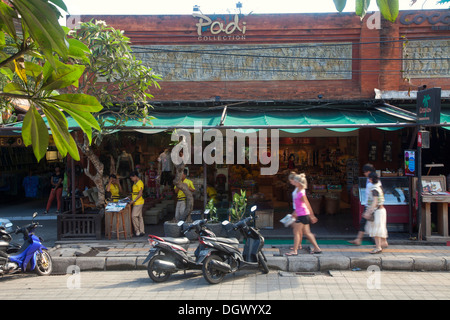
left=3, top=198, right=450, bottom=274
left=48, top=239, right=450, bottom=275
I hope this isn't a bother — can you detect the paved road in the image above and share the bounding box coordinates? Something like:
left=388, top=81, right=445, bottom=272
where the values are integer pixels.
left=1, top=269, right=449, bottom=303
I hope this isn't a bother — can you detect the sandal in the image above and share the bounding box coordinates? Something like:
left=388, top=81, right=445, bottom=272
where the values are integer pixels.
left=309, top=248, right=322, bottom=254
left=285, top=251, right=298, bottom=256
left=348, top=240, right=361, bottom=246
left=370, top=248, right=382, bottom=254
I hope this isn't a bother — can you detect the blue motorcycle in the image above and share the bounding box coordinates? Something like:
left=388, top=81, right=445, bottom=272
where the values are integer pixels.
left=0, top=213, right=52, bottom=276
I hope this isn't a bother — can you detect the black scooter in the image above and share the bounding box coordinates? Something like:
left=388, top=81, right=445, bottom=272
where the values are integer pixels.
left=0, top=226, right=21, bottom=254
left=199, top=205, right=269, bottom=284
left=144, top=218, right=239, bottom=282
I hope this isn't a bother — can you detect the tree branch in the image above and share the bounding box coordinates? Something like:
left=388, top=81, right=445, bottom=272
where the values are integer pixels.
left=0, top=46, right=32, bottom=69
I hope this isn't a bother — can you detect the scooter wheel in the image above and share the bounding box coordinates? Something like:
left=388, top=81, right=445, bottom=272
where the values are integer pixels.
left=202, top=254, right=226, bottom=285
left=35, top=250, right=53, bottom=276
left=147, top=254, right=172, bottom=283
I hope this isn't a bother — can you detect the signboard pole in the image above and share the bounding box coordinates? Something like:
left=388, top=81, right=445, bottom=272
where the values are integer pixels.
left=417, top=127, right=424, bottom=240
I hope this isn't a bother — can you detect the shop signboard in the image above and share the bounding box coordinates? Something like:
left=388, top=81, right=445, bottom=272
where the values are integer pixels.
left=404, top=150, right=416, bottom=177
left=416, top=88, right=441, bottom=125
left=0, top=136, right=25, bottom=147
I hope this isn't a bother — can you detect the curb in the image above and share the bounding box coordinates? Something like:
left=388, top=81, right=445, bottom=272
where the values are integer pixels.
left=51, top=255, right=450, bottom=275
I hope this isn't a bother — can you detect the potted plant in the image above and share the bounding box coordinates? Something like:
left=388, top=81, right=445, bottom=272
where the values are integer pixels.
left=164, top=219, right=182, bottom=237
left=205, top=199, right=225, bottom=237
left=230, top=190, right=247, bottom=223
left=226, top=190, right=248, bottom=240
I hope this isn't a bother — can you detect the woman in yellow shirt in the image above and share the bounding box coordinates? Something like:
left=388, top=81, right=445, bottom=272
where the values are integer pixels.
left=130, top=171, right=145, bottom=237
left=106, top=174, right=123, bottom=202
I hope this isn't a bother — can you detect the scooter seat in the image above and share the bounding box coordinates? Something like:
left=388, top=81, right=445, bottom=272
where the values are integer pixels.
left=214, top=237, right=239, bottom=245
left=162, top=237, right=190, bottom=246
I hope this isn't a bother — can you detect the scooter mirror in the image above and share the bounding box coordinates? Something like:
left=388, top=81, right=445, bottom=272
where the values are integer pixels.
left=177, top=221, right=184, bottom=227
left=222, top=220, right=230, bottom=226
left=32, top=212, right=38, bottom=219
left=250, top=205, right=257, bottom=212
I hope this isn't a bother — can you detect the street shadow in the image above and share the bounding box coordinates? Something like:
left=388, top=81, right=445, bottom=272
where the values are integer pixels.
left=98, top=270, right=204, bottom=290
left=0, top=273, right=37, bottom=283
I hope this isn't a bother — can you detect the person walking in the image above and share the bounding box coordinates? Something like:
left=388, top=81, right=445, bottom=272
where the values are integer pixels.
left=130, top=171, right=145, bottom=237
left=288, top=172, right=302, bottom=251
left=286, top=173, right=321, bottom=256
left=44, top=166, right=64, bottom=214
left=349, top=163, right=376, bottom=246
left=363, top=172, right=388, bottom=254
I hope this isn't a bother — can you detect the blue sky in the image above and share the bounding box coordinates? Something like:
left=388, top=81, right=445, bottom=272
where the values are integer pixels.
left=62, top=0, right=446, bottom=16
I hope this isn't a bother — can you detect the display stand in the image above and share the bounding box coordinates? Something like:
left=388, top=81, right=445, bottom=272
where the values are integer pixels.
left=352, top=176, right=410, bottom=231
left=105, top=203, right=132, bottom=240
left=413, top=176, right=450, bottom=241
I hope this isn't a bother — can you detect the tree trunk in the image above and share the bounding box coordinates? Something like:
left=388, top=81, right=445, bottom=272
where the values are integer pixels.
left=77, top=133, right=105, bottom=208
left=173, top=162, right=193, bottom=221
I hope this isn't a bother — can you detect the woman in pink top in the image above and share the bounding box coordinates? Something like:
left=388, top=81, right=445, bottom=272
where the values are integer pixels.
left=286, top=173, right=321, bottom=256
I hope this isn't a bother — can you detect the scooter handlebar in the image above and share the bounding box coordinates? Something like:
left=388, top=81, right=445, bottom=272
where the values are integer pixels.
left=14, top=222, right=39, bottom=236
left=181, top=219, right=208, bottom=234
left=233, top=216, right=254, bottom=230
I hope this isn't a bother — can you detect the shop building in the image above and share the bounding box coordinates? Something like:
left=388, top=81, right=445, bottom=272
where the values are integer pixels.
left=2, top=10, right=450, bottom=238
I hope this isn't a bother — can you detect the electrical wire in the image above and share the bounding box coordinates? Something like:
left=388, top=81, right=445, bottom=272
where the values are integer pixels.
left=132, top=46, right=449, bottom=61
left=131, top=56, right=449, bottom=77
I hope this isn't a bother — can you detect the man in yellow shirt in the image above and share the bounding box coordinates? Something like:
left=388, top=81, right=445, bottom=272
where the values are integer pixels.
left=174, top=168, right=195, bottom=221
left=130, top=171, right=145, bottom=237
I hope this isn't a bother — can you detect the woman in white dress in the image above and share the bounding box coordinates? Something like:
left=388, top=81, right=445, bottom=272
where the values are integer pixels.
left=363, top=172, right=388, bottom=254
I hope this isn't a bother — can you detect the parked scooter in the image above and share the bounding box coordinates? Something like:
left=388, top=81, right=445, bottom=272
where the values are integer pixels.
left=144, top=218, right=239, bottom=282
left=199, top=205, right=269, bottom=284
left=0, top=213, right=53, bottom=276
left=0, top=226, right=21, bottom=254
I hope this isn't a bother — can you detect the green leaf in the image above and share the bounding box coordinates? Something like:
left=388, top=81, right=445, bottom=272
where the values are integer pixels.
left=41, top=60, right=85, bottom=91
left=12, top=0, right=69, bottom=65
left=376, top=0, right=399, bottom=22
left=48, top=0, right=68, bottom=13
left=0, top=2, right=18, bottom=40
left=333, top=0, right=347, bottom=12
left=0, top=67, right=14, bottom=81
left=24, top=61, right=43, bottom=79
left=42, top=103, right=80, bottom=161
left=356, top=0, right=371, bottom=18
left=3, top=82, right=27, bottom=95
left=21, top=105, right=49, bottom=161
left=67, top=38, right=91, bottom=63
left=51, top=93, right=103, bottom=113
left=50, top=94, right=103, bottom=144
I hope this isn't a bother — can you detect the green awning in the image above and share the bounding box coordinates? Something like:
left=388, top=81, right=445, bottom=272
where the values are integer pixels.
left=9, top=107, right=411, bottom=133
left=441, top=112, right=450, bottom=130
left=223, top=109, right=405, bottom=132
